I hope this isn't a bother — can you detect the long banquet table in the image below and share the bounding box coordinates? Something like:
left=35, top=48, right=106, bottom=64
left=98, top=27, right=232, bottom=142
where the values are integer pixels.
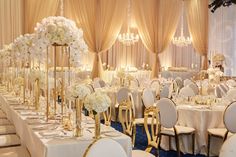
left=0, top=93, right=132, bottom=157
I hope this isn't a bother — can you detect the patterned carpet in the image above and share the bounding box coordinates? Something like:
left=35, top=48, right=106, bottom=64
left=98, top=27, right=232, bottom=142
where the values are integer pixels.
left=109, top=122, right=206, bottom=157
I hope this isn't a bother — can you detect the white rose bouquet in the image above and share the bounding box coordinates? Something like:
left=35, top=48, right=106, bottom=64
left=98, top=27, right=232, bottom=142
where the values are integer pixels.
left=66, top=83, right=91, bottom=100
left=84, top=91, right=111, bottom=114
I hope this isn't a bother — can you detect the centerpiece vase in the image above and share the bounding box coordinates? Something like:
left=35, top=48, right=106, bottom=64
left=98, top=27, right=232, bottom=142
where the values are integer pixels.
left=35, top=79, right=40, bottom=111
left=94, top=113, right=101, bottom=139
left=74, top=98, right=83, bottom=137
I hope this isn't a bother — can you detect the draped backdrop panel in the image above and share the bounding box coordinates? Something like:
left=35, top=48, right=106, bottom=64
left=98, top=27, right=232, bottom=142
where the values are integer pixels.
left=24, top=0, right=59, bottom=33
left=66, top=0, right=127, bottom=79
left=185, top=0, right=209, bottom=70
left=133, top=0, right=181, bottom=78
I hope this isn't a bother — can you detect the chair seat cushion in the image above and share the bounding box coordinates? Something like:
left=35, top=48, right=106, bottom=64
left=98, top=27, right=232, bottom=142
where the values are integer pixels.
left=0, top=146, right=30, bottom=157
left=132, top=150, right=155, bottom=157
left=0, top=125, right=16, bottom=135
left=161, top=125, right=195, bottom=136
left=208, top=128, right=227, bottom=137
left=0, top=135, right=21, bottom=147
left=134, top=118, right=156, bottom=125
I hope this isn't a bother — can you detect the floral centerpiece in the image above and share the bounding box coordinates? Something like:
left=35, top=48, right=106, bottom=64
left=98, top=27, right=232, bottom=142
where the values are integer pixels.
left=84, top=91, right=111, bottom=139
left=34, top=16, right=88, bottom=66
left=13, top=77, right=24, bottom=96
left=66, top=83, right=91, bottom=136
left=207, top=67, right=224, bottom=84
left=116, top=69, right=126, bottom=86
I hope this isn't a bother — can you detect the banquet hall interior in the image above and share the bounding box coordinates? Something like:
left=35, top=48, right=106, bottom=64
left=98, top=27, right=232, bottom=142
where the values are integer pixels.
left=1, top=0, right=236, bottom=157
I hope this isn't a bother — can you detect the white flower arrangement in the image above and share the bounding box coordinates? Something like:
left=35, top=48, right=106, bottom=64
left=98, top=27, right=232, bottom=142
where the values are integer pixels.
left=34, top=16, right=88, bottom=65
left=66, top=83, right=91, bottom=100
left=126, top=73, right=134, bottom=81
left=84, top=91, right=111, bottom=114
left=12, top=34, right=35, bottom=62
left=0, top=44, right=14, bottom=66
left=207, top=67, right=223, bottom=83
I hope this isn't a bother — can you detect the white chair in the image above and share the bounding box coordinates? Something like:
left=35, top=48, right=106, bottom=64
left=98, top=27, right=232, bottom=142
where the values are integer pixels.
left=0, top=146, right=30, bottom=157
left=178, top=86, right=196, bottom=98
left=142, top=88, right=156, bottom=108
left=84, top=138, right=154, bottom=157
left=183, top=79, right=193, bottom=87
left=160, top=85, right=169, bottom=98
left=157, top=98, right=195, bottom=157
left=84, top=138, right=127, bottom=157
left=219, top=134, right=236, bottom=157
left=130, top=79, right=140, bottom=88
left=188, top=83, right=199, bottom=95
left=161, top=71, right=172, bottom=79
left=175, top=77, right=183, bottom=89
left=115, top=87, right=131, bottom=121
left=207, top=101, right=236, bottom=157
left=150, top=79, right=160, bottom=97
left=99, top=79, right=106, bottom=88
left=219, top=84, right=228, bottom=97
left=215, top=85, right=222, bottom=98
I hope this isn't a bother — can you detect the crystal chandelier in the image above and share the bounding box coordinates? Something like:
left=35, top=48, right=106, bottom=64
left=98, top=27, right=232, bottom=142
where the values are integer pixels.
left=118, top=0, right=139, bottom=46
left=172, top=1, right=192, bottom=47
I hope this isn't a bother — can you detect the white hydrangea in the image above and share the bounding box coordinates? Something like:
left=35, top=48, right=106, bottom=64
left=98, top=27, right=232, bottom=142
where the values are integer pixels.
left=84, top=91, right=111, bottom=114
left=66, top=83, right=91, bottom=100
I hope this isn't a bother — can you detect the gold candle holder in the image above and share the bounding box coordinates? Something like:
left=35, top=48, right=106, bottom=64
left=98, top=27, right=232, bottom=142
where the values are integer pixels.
left=74, top=98, right=83, bottom=137
left=46, top=47, right=50, bottom=121
left=35, top=79, right=40, bottom=111
left=94, top=113, right=101, bottom=139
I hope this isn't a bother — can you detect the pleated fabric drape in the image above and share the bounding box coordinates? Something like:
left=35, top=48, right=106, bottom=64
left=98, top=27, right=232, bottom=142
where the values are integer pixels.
left=133, top=0, right=181, bottom=78
left=66, top=0, right=127, bottom=79
left=185, top=0, right=209, bottom=70
left=24, top=0, right=60, bottom=33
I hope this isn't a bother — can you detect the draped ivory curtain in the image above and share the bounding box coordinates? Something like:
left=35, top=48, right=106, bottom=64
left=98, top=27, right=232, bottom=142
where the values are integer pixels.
left=133, top=0, right=181, bottom=78
left=185, top=0, right=209, bottom=70
left=66, top=0, right=127, bottom=79
left=0, top=0, right=24, bottom=48
left=24, top=0, right=59, bottom=33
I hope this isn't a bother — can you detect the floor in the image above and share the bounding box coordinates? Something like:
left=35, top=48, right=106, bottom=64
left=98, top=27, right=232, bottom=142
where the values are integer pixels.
left=109, top=122, right=206, bottom=157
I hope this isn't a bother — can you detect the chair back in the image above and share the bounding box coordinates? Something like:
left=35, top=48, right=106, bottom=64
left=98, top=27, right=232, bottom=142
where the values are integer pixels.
left=161, top=71, right=172, bottom=79
left=226, top=79, right=236, bottom=88
left=188, top=83, right=199, bottom=95
left=144, top=106, right=160, bottom=152
left=150, top=79, right=160, bottom=95
left=224, top=102, right=236, bottom=133
left=129, top=79, right=140, bottom=88
left=184, top=79, right=193, bottom=87
left=157, top=98, right=177, bottom=128
left=117, top=87, right=130, bottom=104
left=160, top=85, right=169, bottom=98
left=175, top=77, right=183, bottom=89
left=99, top=80, right=106, bottom=88
left=84, top=138, right=127, bottom=157
left=179, top=86, right=196, bottom=97
left=215, top=85, right=222, bottom=98
left=128, top=93, right=136, bottom=116
left=142, top=88, right=155, bottom=108
left=219, top=134, right=236, bottom=157
left=226, top=89, right=236, bottom=101
left=118, top=99, right=134, bottom=137
left=93, top=79, right=101, bottom=89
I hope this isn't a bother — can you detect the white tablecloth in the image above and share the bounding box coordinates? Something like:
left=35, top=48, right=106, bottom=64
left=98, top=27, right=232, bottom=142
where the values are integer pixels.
left=0, top=94, right=132, bottom=157
left=160, top=104, right=225, bottom=155
left=102, top=70, right=151, bottom=83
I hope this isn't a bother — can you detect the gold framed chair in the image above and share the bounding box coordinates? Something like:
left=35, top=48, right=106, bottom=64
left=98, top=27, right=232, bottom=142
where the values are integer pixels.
left=207, top=101, right=236, bottom=157
left=118, top=99, right=136, bottom=146
left=144, top=106, right=160, bottom=153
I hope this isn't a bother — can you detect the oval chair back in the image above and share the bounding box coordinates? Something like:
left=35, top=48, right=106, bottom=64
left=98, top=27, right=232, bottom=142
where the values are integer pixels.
left=157, top=98, right=177, bottom=128
left=142, top=88, right=155, bottom=108
left=188, top=83, right=199, bottom=95
left=179, top=86, right=196, bottom=98
left=160, top=85, right=169, bottom=98
left=117, top=87, right=130, bottom=104
left=219, top=134, right=236, bottom=157
left=224, top=101, right=236, bottom=134
left=84, top=138, right=127, bottom=157
left=184, top=79, right=193, bottom=87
